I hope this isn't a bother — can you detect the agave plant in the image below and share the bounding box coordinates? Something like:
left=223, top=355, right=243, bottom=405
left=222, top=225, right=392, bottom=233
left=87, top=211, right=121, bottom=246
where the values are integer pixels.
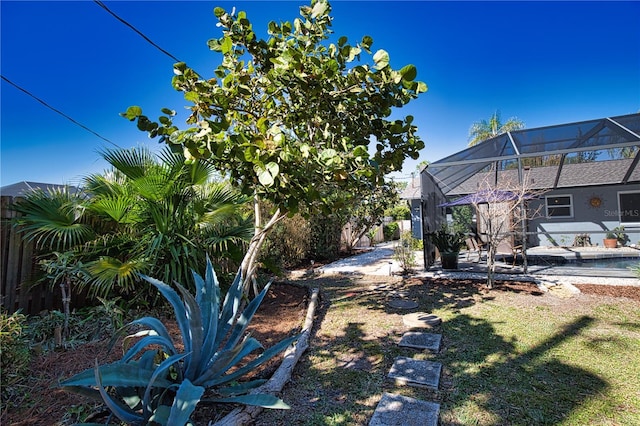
left=60, top=259, right=300, bottom=425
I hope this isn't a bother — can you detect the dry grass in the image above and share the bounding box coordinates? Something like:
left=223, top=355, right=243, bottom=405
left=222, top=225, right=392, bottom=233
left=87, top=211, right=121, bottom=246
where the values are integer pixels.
left=255, top=273, right=640, bottom=426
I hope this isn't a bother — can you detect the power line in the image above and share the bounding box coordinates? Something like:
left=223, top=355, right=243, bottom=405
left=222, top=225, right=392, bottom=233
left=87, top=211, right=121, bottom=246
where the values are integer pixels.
left=93, top=0, right=181, bottom=63
left=1, top=75, right=119, bottom=147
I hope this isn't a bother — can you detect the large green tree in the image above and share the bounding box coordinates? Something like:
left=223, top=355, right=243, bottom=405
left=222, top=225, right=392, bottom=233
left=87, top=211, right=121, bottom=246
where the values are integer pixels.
left=123, top=0, right=426, bottom=292
left=14, top=146, right=252, bottom=302
left=468, top=110, right=524, bottom=146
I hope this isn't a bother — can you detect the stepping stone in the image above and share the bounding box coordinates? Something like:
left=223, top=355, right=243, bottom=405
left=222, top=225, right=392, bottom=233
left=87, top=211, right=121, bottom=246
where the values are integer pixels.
left=399, top=331, right=441, bottom=352
left=388, top=356, right=442, bottom=389
left=388, top=299, right=419, bottom=309
left=369, top=392, right=439, bottom=426
left=403, top=312, right=442, bottom=328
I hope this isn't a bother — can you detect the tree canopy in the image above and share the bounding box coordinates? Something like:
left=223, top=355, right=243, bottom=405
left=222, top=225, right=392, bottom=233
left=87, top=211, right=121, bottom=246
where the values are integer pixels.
left=121, top=0, right=427, bottom=291
left=122, top=0, right=426, bottom=217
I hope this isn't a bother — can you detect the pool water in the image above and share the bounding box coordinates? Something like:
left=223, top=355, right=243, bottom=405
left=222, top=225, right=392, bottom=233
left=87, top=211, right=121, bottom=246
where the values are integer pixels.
left=571, top=258, right=640, bottom=269
left=523, top=255, right=640, bottom=270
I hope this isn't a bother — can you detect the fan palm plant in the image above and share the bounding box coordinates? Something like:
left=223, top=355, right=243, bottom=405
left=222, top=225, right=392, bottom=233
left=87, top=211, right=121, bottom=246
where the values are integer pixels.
left=13, top=146, right=253, bottom=304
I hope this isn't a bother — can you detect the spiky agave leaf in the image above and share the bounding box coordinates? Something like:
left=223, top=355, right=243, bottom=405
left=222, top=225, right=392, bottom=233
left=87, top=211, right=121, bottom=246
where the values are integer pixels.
left=195, top=336, right=263, bottom=386
left=205, top=393, right=291, bottom=409
left=199, top=333, right=300, bottom=388
left=141, top=275, right=194, bottom=359
left=166, top=379, right=205, bottom=426
left=221, top=281, right=272, bottom=351
left=93, top=361, right=145, bottom=425
left=215, top=379, right=268, bottom=396
left=142, top=353, right=190, bottom=419
left=195, top=258, right=220, bottom=364
left=60, top=361, right=173, bottom=389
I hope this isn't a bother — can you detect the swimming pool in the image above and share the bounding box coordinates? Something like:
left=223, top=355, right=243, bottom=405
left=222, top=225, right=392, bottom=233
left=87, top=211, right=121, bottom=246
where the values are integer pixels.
left=570, top=257, right=640, bottom=269
left=518, top=254, right=640, bottom=270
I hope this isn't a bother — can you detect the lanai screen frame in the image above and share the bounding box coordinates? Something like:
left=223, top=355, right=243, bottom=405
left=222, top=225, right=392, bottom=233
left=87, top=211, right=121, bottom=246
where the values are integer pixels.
left=424, top=113, right=640, bottom=196
left=420, top=113, right=640, bottom=263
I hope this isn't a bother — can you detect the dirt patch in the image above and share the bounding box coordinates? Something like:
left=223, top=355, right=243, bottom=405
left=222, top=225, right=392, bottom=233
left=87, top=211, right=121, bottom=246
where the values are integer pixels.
left=2, top=283, right=308, bottom=426
left=574, top=284, right=640, bottom=302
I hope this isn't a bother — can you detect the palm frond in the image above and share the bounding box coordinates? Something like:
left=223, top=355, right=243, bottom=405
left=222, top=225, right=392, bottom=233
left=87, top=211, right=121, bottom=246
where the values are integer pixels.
left=12, top=189, right=95, bottom=251
left=101, top=146, right=155, bottom=180
left=85, top=256, right=148, bottom=298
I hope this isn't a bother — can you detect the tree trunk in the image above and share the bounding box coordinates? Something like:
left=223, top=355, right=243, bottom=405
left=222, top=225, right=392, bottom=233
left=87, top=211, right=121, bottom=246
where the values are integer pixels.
left=239, top=196, right=285, bottom=296
left=486, top=243, right=497, bottom=289
left=60, top=278, right=71, bottom=340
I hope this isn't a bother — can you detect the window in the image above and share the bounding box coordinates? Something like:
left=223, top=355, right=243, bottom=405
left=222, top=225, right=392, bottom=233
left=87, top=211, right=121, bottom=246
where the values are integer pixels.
left=618, top=191, right=640, bottom=227
left=546, top=195, right=573, bottom=218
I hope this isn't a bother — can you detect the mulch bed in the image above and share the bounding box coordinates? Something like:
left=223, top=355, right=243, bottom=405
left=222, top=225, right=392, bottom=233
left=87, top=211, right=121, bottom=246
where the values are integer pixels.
left=2, top=283, right=308, bottom=426
left=574, top=284, right=640, bottom=302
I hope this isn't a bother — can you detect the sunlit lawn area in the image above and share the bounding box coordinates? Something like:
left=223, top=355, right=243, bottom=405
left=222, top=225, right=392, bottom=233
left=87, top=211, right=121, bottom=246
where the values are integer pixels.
left=257, top=275, right=640, bottom=426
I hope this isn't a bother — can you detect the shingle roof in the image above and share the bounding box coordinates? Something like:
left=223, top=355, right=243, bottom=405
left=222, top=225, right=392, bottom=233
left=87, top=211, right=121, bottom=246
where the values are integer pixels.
left=424, top=113, right=640, bottom=195
left=399, top=176, right=422, bottom=199
left=0, top=181, right=80, bottom=198
left=448, top=158, right=638, bottom=195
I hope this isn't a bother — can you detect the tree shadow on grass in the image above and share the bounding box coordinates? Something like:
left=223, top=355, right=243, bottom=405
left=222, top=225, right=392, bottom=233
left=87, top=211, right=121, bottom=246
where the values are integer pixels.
left=440, top=315, right=608, bottom=425
left=263, top=275, right=607, bottom=425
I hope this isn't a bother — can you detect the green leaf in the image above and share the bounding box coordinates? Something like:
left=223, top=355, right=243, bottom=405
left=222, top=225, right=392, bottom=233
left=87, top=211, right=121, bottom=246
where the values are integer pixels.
left=256, top=162, right=279, bottom=187
left=400, top=64, right=417, bottom=81
left=311, top=0, right=328, bottom=18
left=121, top=106, right=142, bottom=121
left=361, top=35, right=373, bottom=51
left=185, top=92, right=199, bottom=102
left=221, top=36, right=233, bottom=54
left=373, top=49, right=389, bottom=70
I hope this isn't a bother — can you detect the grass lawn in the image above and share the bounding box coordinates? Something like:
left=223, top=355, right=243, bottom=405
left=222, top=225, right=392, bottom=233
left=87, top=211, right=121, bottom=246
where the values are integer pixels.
left=256, top=274, right=640, bottom=426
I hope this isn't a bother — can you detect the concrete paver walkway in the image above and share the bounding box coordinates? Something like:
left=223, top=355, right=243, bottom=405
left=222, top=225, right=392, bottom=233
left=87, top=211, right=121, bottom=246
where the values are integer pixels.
left=369, top=393, right=439, bottom=426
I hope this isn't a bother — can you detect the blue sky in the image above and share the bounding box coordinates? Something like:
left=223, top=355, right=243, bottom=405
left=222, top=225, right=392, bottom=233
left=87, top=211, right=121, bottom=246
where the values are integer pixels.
left=2, top=1, right=639, bottom=187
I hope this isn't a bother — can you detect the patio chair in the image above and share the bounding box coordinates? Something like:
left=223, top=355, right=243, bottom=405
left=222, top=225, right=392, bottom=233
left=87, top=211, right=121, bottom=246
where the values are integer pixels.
left=465, top=236, right=486, bottom=262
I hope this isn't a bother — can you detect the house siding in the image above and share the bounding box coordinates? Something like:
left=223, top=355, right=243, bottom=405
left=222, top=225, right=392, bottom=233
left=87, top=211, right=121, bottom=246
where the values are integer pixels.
left=529, top=183, right=640, bottom=246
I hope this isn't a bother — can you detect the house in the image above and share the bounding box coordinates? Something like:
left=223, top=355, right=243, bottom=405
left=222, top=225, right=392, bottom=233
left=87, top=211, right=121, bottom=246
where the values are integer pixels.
left=399, top=174, right=423, bottom=240
left=417, top=113, right=640, bottom=265
left=0, top=181, right=81, bottom=198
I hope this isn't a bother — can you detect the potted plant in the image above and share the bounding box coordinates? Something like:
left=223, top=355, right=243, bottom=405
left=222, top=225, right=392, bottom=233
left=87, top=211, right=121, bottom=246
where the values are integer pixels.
left=612, top=226, right=630, bottom=247
left=431, top=224, right=464, bottom=269
left=603, top=231, right=618, bottom=248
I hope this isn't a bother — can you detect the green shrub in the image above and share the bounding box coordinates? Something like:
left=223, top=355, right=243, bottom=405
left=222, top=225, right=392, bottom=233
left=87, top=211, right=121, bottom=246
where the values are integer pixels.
left=383, top=222, right=400, bottom=241
left=261, top=213, right=311, bottom=270
left=385, top=204, right=410, bottom=220
left=394, top=231, right=422, bottom=273
left=24, top=305, right=118, bottom=352
left=1, top=309, right=31, bottom=408
left=309, top=213, right=342, bottom=261
left=60, top=259, right=300, bottom=425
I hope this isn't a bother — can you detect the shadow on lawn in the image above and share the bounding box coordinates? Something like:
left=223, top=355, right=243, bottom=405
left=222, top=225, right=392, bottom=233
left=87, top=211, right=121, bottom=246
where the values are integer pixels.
left=440, top=315, right=607, bottom=425
left=260, top=275, right=608, bottom=426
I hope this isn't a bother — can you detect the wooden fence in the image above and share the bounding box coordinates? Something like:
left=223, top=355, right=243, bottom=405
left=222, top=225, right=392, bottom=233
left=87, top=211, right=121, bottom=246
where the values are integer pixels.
left=1, top=196, right=88, bottom=315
